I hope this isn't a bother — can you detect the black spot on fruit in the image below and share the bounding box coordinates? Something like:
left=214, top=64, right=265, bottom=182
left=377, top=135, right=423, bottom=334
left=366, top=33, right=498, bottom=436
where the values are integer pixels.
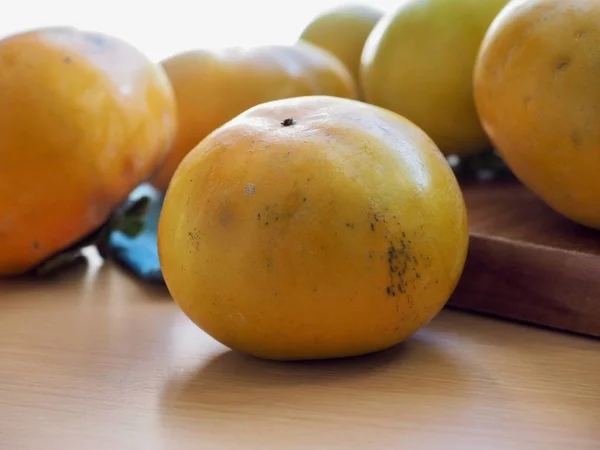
left=188, top=229, right=202, bottom=251
left=556, top=58, right=571, bottom=72
left=384, top=232, right=426, bottom=311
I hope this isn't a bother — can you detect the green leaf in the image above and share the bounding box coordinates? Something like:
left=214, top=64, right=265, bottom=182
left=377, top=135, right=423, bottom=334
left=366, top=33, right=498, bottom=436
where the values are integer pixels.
left=121, top=196, right=151, bottom=219
left=115, top=218, right=145, bottom=238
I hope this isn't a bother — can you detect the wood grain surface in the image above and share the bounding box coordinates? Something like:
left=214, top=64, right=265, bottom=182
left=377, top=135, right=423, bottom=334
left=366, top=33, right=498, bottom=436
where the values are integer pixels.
left=449, top=179, right=600, bottom=337
left=1, top=252, right=599, bottom=450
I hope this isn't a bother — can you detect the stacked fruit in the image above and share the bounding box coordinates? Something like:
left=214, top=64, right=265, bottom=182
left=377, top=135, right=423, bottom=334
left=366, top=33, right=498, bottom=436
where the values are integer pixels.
left=1, top=0, right=598, bottom=360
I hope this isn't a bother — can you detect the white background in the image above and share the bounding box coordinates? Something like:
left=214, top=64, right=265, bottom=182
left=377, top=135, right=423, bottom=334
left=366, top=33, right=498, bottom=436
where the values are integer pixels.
left=1, top=0, right=399, bottom=61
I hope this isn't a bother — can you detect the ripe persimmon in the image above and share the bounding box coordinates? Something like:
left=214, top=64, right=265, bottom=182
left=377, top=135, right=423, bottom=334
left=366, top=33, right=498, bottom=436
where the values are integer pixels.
left=149, top=42, right=358, bottom=192
left=299, top=4, right=383, bottom=92
left=474, top=0, right=600, bottom=229
left=0, top=27, right=177, bottom=276
left=158, top=95, right=468, bottom=361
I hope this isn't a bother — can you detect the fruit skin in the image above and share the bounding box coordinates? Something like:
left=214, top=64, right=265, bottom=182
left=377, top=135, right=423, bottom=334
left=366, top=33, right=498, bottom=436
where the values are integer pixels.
left=149, top=42, right=358, bottom=192
left=299, top=4, right=383, bottom=92
left=360, top=0, right=511, bottom=156
left=0, top=27, right=177, bottom=276
left=474, top=0, right=600, bottom=230
left=158, top=95, right=469, bottom=361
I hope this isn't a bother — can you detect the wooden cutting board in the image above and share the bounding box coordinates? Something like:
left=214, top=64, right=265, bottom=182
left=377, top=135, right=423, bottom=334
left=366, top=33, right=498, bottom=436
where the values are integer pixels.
left=448, top=178, right=600, bottom=338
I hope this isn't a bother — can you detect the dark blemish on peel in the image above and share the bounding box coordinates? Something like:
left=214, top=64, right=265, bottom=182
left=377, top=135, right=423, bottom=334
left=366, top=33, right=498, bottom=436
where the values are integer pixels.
left=383, top=235, right=424, bottom=310
left=33, top=241, right=40, bottom=250
left=370, top=223, right=375, bottom=231
left=281, top=118, right=296, bottom=126
left=188, top=230, right=202, bottom=251
left=303, top=197, right=307, bottom=202
left=556, top=59, right=571, bottom=72
left=64, top=56, right=72, bottom=64
left=345, top=223, right=354, bottom=229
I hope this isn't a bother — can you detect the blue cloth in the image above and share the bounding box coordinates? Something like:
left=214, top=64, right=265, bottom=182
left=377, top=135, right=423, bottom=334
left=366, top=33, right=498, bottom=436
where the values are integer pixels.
left=108, top=184, right=165, bottom=284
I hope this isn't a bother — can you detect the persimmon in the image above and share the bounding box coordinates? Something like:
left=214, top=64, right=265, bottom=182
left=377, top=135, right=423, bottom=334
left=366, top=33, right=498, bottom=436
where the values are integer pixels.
left=299, top=4, right=383, bottom=93
left=474, top=0, right=600, bottom=229
left=158, top=95, right=468, bottom=361
left=149, top=42, right=358, bottom=192
left=360, top=0, right=511, bottom=156
left=0, top=27, right=177, bottom=276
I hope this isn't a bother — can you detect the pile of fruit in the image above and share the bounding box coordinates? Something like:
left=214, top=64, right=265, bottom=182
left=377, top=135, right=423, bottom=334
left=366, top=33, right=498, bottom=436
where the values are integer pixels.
left=1, top=0, right=598, bottom=360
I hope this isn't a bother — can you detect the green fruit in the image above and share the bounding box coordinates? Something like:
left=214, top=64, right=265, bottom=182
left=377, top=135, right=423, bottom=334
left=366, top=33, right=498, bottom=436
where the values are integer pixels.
left=300, top=4, right=383, bottom=92
left=361, top=0, right=511, bottom=156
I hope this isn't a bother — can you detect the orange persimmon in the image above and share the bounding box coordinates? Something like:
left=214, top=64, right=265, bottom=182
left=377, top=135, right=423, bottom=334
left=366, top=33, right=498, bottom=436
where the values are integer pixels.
left=0, top=26, right=177, bottom=276
left=149, top=42, right=358, bottom=192
left=158, top=95, right=468, bottom=361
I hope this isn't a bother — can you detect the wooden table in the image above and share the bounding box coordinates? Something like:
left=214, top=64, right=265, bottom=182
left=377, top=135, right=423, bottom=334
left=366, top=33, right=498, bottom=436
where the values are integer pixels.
left=1, top=250, right=599, bottom=450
